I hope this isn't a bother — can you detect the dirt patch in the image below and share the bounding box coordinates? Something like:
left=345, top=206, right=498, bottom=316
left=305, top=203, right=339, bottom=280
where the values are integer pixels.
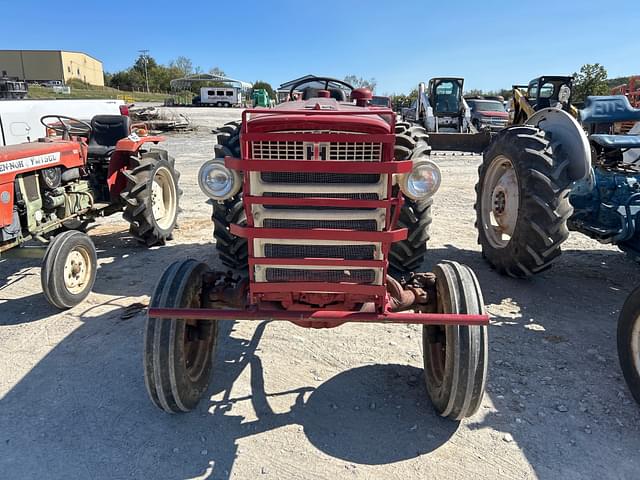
left=1, top=107, right=639, bottom=479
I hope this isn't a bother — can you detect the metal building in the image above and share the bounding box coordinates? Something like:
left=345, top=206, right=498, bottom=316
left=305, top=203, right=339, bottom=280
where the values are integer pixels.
left=0, top=50, right=105, bottom=86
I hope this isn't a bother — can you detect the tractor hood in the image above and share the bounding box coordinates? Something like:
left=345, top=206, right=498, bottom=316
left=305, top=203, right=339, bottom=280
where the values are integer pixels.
left=247, top=98, right=393, bottom=134
left=0, top=141, right=83, bottom=179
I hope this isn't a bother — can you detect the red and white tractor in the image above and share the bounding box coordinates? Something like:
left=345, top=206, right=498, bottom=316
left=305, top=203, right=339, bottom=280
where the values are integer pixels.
left=0, top=114, right=180, bottom=308
left=145, top=77, right=489, bottom=420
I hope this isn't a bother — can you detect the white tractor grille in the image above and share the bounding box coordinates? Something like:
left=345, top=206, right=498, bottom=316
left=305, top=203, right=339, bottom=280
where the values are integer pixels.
left=249, top=131, right=387, bottom=287
left=252, top=141, right=305, bottom=160
left=328, top=142, right=382, bottom=161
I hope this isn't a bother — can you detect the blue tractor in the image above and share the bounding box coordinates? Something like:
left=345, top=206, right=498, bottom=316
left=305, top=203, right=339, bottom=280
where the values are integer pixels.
left=475, top=88, right=640, bottom=277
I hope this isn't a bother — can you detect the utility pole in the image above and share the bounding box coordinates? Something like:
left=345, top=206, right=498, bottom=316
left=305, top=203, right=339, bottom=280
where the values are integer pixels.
left=138, top=49, right=150, bottom=93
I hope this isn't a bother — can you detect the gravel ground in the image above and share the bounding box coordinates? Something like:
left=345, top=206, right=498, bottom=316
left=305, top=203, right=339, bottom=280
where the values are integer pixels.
left=1, top=107, right=639, bottom=480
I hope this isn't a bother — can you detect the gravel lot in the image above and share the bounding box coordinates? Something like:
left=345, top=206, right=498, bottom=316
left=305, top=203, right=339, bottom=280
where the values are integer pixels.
left=1, top=107, right=639, bottom=479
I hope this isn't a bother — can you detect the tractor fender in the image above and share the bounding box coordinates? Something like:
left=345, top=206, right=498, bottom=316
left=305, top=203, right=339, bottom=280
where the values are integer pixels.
left=527, top=108, right=591, bottom=181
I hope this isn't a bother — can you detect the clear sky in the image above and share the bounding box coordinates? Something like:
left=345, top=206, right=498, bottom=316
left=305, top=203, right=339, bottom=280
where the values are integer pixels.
left=1, top=0, right=637, bottom=93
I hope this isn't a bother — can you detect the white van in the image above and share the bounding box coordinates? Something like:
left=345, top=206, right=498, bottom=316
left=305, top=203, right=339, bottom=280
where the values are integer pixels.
left=196, top=87, right=242, bottom=107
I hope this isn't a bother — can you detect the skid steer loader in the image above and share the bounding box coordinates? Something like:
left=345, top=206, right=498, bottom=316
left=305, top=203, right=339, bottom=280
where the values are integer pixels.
left=404, top=78, right=491, bottom=152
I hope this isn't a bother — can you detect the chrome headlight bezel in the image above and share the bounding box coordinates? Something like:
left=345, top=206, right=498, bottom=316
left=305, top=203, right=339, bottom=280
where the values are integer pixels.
left=400, top=159, right=442, bottom=200
left=198, top=159, right=241, bottom=201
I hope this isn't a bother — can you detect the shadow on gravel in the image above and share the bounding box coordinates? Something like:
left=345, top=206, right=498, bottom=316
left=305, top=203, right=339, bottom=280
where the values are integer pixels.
left=421, top=243, right=640, bottom=479
left=0, top=225, right=216, bottom=326
left=3, top=239, right=640, bottom=478
left=202, top=321, right=458, bottom=478
left=0, top=313, right=457, bottom=479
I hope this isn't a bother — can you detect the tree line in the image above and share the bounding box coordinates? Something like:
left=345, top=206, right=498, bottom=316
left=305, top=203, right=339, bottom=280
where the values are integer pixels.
left=104, top=54, right=276, bottom=96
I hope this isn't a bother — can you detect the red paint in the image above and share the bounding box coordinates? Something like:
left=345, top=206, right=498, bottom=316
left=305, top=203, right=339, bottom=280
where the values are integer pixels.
left=225, top=157, right=410, bottom=174
left=230, top=225, right=407, bottom=243
left=479, top=111, right=508, bottom=118
left=148, top=306, right=490, bottom=328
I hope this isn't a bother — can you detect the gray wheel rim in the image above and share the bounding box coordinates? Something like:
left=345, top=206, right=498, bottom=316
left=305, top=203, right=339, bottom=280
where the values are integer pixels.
left=480, top=155, right=520, bottom=249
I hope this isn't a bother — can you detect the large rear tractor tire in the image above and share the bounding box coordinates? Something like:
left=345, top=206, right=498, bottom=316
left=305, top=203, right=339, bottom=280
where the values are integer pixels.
left=41, top=230, right=97, bottom=309
left=144, top=259, right=218, bottom=413
left=121, top=150, right=181, bottom=246
left=618, top=287, right=640, bottom=405
left=211, top=122, right=248, bottom=269
left=390, top=129, right=433, bottom=274
left=475, top=126, right=573, bottom=277
left=212, top=196, right=248, bottom=269
left=389, top=195, right=433, bottom=273
left=423, top=261, right=488, bottom=420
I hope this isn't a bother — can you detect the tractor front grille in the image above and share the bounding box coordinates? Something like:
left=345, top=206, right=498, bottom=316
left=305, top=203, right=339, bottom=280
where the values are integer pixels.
left=264, top=268, right=377, bottom=284
left=260, top=172, right=380, bottom=184
left=248, top=131, right=388, bottom=288
left=252, top=139, right=382, bottom=162
left=252, top=141, right=304, bottom=160
left=328, top=142, right=382, bottom=161
left=263, top=243, right=376, bottom=260
left=263, top=218, right=378, bottom=231
left=264, top=192, right=379, bottom=200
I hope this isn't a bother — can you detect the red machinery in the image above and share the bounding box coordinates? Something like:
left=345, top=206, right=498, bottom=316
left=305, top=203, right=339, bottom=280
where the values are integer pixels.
left=0, top=115, right=180, bottom=308
left=145, top=77, right=489, bottom=420
left=611, top=76, right=640, bottom=133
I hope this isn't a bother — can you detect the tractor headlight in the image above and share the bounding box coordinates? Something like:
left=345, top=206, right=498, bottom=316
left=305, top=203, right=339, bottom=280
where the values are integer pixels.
left=401, top=160, right=441, bottom=199
left=198, top=159, right=241, bottom=200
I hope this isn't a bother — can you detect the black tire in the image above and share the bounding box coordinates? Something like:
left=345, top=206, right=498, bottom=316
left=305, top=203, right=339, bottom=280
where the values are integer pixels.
left=121, top=150, right=181, bottom=246
left=144, top=259, right=218, bottom=413
left=389, top=196, right=433, bottom=273
left=423, top=261, right=488, bottom=420
left=389, top=131, right=434, bottom=274
left=618, top=287, right=640, bottom=405
left=211, top=122, right=248, bottom=269
left=41, top=230, right=97, bottom=309
left=395, top=134, right=417, bottom=151
left=212, top=195, right=248, bottom=269
left=215, top=132, right=240, bottom=157
left=475, top=126, right=573, bottom=277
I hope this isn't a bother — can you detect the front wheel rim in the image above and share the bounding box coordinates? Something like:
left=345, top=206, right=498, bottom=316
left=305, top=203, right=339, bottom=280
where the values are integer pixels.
left=480, top=155, right=520, bottom=249
left=63, top=246, right=92, bottom=294
left=151, top=166, right=177, bottom=230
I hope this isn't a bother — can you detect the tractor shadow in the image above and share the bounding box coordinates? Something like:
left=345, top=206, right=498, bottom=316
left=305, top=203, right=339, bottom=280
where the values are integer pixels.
left=0, top=222, right=216, bottom=326
left=0, top=313, right=457, bottom=479
left=3, top=237, right=640, bottom=478
left=201, top=321, right=458, bottom=478
left=422, top=243, right=640, bottom=479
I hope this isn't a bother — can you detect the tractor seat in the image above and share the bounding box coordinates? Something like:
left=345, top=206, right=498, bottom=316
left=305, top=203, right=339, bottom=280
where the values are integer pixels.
left=302, top=87, right=347, bottom=102
left=580, top=96, right=640, bottom=125
left=590, top=134, right=640, bottom=150
left=88, top=115, right=131, bottom=158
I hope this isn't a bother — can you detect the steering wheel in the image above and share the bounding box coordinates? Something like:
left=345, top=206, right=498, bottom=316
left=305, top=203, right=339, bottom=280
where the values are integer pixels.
left=288, top=76, right=355, bottom=101
left=40, top=115, right=92, bottom=140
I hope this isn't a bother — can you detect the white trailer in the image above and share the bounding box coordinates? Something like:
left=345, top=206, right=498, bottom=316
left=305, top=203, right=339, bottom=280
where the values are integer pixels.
left=196, top=87, right=242, bottom=107
left=0, top=99, right=125, bottom=146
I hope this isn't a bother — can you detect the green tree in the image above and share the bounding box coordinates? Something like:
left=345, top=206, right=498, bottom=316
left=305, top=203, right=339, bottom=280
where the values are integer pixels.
left=344, top=75, right=377, bottom=92
left=252, top=80, right=275, bottom=98
left=573, top=63, right=609, bottom=102
left=169, top=56, right=193, bottom=76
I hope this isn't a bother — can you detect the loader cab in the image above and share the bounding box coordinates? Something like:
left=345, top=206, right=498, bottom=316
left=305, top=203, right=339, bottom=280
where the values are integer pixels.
left=527, top=76, right=573, bottom=111
left=428, top=78, right=464, bottom=116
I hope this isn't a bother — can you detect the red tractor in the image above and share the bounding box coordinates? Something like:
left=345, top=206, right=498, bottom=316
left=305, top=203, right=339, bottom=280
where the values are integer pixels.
left=0, top=114, right=180, bottom=308
left=145, top=77, right=489, bottom=420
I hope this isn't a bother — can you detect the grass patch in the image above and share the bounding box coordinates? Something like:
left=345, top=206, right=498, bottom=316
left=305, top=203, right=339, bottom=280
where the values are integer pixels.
left=27, top=85, right=170, bottom=102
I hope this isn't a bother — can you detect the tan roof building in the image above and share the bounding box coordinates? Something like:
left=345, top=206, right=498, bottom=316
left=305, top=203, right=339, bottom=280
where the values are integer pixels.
left=0, top=50, right=104, bottom=86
